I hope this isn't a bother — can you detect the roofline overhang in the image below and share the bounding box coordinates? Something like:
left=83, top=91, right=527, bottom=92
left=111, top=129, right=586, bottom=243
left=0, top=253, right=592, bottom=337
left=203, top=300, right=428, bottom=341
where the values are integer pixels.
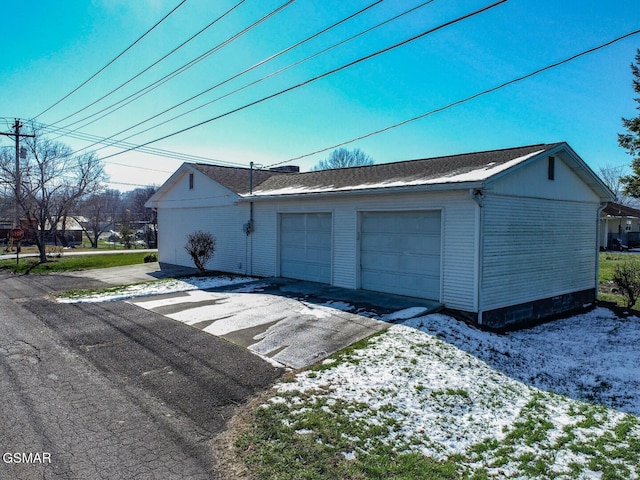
left=482, top=142, right=614, bottom=202
left=238, top=180, right=486, bottom=202
left=549, top=143, right=615, bottom=202
left=145, top=162, right=194, bottom=208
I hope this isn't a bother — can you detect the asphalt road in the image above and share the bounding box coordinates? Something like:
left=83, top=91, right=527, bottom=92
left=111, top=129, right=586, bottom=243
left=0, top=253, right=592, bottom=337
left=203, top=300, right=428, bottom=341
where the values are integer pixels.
left=0, top=272, right=283, bottom=479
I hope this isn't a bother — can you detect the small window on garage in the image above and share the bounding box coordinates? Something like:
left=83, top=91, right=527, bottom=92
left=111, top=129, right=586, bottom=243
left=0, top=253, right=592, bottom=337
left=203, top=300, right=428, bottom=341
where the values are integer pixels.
left=548, top=156, right=555, bottom=180
left=189, top=173, right=194, bottom=190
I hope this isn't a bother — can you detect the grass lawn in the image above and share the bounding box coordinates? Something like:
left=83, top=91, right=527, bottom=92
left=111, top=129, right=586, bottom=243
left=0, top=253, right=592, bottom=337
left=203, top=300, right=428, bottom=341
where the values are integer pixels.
left=7, top=247, right=628, bottom=479
left=599, top=251, right=639, bottom=307
left=0, top=252, right=154, bottom=274
left=231, top=309, right=639, bottom=480
left=599, top=252, right=629, bottom=283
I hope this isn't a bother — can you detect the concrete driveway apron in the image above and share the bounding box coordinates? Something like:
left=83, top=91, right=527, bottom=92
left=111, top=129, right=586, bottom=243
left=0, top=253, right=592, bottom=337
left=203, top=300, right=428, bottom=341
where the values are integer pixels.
left=129, top=279, right=402, bottom=369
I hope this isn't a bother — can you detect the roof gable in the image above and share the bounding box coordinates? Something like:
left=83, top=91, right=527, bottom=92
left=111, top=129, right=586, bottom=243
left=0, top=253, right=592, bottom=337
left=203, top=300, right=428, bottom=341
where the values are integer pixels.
left=146, top=162, right=287, bottom=207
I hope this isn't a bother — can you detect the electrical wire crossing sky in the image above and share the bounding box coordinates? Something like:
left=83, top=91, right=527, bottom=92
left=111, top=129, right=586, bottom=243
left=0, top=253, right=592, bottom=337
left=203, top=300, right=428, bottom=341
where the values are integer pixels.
left=1, top=0, right=639, bottom=190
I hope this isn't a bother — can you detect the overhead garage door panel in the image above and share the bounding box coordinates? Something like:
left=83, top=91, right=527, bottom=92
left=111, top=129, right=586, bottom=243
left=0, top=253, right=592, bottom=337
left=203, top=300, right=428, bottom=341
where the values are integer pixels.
left=360, top=251, right=440, bottom=274
left=360, top=211, right=441, bottom=299
left=280, top=213, right=331, bottom=283
left=361, top=211, right=441, bottom=233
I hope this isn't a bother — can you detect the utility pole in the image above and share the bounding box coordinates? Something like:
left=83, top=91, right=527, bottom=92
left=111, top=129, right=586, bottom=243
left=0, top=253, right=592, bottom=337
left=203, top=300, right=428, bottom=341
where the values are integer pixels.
left=0, top=119, right=34, bottom=228
left=1, top=119, right=34, bottom=261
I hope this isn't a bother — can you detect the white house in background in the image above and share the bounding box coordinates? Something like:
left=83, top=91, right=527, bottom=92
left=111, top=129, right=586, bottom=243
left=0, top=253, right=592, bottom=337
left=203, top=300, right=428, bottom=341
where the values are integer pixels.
left=600, top=202, right=640, bottom=250
left=147, top=142, right=614, bottom=330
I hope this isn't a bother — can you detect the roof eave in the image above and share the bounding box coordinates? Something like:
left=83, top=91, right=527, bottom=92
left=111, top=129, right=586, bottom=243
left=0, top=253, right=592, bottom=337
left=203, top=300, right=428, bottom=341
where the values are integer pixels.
left=548, top=143, right=615, bottom=202
left=239, top=180, right=486, bottom=201
left=482, top=142, right=616, bottom=202
left=481, top=145, right=555, bottom=188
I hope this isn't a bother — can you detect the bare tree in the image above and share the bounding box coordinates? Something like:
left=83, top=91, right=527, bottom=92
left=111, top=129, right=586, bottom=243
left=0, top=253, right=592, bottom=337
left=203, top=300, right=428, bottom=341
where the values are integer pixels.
left=121, top=186, right=158, bottom=247
left=76, top=189, right=121, bottom=248
left=0, top=131, right=106, bottom=262
left=185, top=230, right=216, bottom=272
left=122, top=186, right=157, bottom=221
left=598, top=164, right=629, bottom=203
left=312, top=148, right=374, bottom=171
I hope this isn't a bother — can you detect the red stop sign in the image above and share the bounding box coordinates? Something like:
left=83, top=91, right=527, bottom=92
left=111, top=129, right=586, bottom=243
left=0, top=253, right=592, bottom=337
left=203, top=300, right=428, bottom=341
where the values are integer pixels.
left=10, top=228, right=24, bottom=240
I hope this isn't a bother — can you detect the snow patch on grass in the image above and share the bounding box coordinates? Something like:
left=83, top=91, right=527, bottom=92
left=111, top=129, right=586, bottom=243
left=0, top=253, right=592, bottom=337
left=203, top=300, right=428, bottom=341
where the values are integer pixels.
left=56, top=275, right=258, bottom=303
left=269, top=308, right=640, bottom=477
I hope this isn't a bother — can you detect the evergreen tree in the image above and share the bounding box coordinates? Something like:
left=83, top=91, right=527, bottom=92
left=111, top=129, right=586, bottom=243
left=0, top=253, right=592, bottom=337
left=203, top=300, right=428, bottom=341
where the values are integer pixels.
left=620, top=49, right=640, bottom=197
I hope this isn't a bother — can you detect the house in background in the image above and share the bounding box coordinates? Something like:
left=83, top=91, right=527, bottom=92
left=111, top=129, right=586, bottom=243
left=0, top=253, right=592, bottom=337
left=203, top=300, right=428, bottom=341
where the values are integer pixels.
left=147, top=142, right=614, bottom=330
left=0, top=219, right=12, bottom=244
left=600, top=202, right=640, bottom=250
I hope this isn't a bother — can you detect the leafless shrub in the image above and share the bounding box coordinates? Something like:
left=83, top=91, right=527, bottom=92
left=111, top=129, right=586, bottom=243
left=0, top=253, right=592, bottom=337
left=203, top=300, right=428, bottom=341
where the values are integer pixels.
left=185, top=230, right=216, bottom=272
left=612, top=259, right=640, bottom=308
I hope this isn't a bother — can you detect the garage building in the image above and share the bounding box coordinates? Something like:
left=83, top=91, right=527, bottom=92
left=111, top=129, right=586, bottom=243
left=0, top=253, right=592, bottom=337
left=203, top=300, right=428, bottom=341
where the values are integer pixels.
left=147, top=143, right=614, bottom=329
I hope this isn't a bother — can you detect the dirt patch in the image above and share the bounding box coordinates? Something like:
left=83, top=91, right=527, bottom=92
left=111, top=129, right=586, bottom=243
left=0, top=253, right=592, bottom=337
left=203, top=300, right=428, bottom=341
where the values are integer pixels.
left=212, top=388, right=279, bottom=480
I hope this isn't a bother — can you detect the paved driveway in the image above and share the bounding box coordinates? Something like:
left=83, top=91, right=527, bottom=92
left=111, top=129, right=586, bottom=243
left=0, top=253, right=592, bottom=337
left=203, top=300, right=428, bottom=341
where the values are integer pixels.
left=130, top=278, right=441, bottom=369
left=0, top=271, right=282, bottom=479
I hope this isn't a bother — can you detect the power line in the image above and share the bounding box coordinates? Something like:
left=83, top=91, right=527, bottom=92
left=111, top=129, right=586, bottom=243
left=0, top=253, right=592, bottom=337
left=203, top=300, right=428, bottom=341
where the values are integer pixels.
left=1, top=119, right=183, bottom=186
left=32, top=121, right=247, bottom=168
left=268, top=29, right=640, bottom=167
left=71, top=0, right=387, bottom=156
left=107, top=180, right=160, bottom=188
left=137, top=0, right=435, bottom=141
left=17, top=0, right=449, bottom=176
left=98, top=0, right=508, bottom=162
left=75, top=0, right=437, bottom=158
left=48, top=0, right=247, bottom=128
left=53, top=0, right=297, bottom=134
left=33, top=0, right=190, bottom=120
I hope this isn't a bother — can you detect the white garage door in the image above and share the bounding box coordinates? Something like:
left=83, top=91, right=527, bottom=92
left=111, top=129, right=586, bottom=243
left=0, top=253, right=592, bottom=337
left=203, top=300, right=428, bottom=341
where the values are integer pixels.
left=360, top=211, right=441, bottom=299
left=280, top=213, right=332, bottom=283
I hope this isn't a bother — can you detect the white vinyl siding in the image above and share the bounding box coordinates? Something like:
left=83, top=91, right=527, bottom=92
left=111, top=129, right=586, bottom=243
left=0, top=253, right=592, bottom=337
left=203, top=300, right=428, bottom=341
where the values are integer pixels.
left=490, top=152, right=601, bottom=203
left=152, top=147, right=610, bottom=324
left=481, top=194, right=598, bottom=310
left=156, top=204, right=247, bottom=273
left=279, top=213, right=332, bottom=283
left=249, top=190, right=477, bottom=311
left=360, top=211, right=441, bottom=300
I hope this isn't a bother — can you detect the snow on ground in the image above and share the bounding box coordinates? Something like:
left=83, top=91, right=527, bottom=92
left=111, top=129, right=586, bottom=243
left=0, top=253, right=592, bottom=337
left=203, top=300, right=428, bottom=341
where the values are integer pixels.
left=273, top=308, right=640, bottom=477
left=56, top=275, right=258, bottom=303
left=279, top=323, right=535, bottom=458
left=401, top=308, right=640, bottom=415
left=57, top=275, right=640, bottom=475
left=58, top=279, right=639, bottom=416
left=381, top=306, right=429, bottom=321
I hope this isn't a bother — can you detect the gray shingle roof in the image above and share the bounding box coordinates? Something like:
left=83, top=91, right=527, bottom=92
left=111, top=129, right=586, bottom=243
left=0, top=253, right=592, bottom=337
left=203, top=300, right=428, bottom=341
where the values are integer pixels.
left=191, top=143, right=561, bottom=196
left=190, top=164, right=284, bottom=194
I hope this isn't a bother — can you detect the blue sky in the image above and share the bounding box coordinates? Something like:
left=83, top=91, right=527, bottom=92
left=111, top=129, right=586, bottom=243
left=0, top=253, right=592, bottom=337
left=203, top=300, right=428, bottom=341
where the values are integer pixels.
left=1, top=0, right=639, bottom=190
